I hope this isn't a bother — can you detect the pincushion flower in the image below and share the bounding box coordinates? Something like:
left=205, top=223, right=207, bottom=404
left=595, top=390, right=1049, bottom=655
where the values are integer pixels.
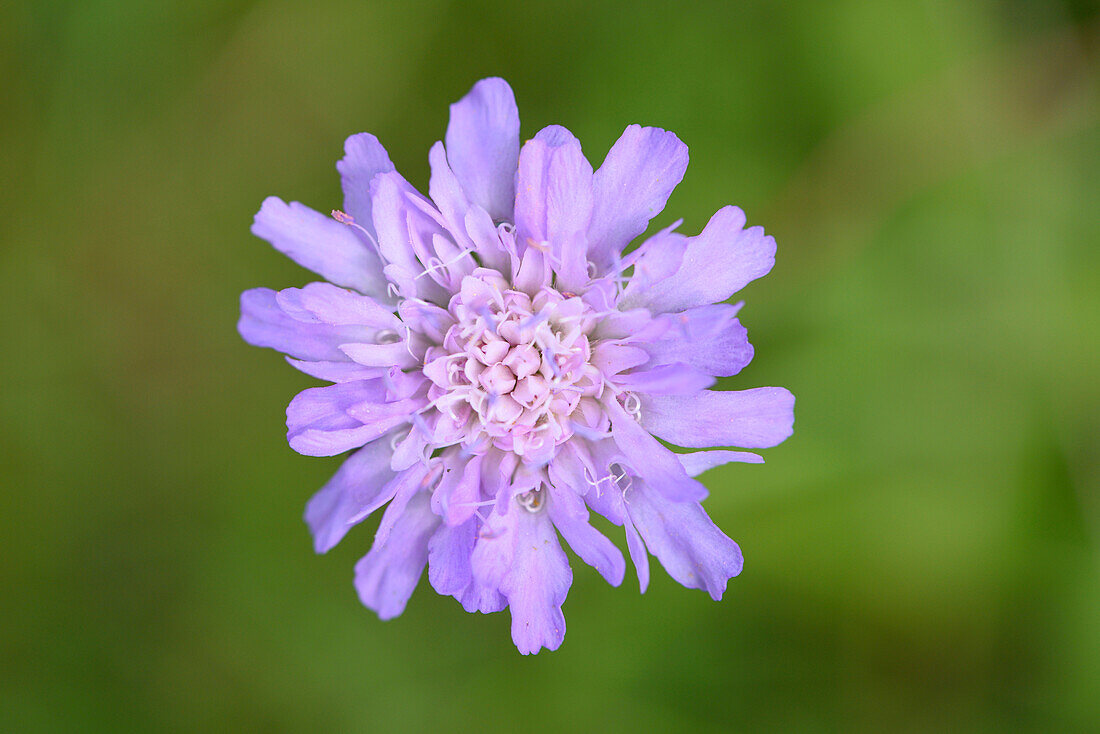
left=239, top=78, right=794, bottom=654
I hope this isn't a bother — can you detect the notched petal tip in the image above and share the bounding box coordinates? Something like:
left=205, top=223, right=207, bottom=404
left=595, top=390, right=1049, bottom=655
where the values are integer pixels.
left=445, top=77, right=520, bottom=222
left=587, top=125, right=689, bottom=270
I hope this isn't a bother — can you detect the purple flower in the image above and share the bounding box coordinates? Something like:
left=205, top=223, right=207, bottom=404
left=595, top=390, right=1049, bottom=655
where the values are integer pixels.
left=239, top=78, right=794, bottom=654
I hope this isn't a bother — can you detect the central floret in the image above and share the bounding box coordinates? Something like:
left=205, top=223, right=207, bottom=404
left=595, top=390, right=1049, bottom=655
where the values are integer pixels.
left=422, top=268, right=602, bottom=463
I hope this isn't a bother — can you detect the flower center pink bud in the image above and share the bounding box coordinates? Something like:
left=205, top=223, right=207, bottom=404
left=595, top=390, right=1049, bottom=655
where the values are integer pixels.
left=503, top=344, right=541, bottom=379
left=489, top=394, right=523, bottom=424
left=423, top=272, right=604, bottom=462
left=480, top=363, right=517, bottom=395
left=512, top=374, right=549, bottom=408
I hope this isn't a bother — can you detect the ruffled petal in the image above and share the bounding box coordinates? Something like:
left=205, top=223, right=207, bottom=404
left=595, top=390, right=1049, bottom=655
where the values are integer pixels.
left=371, top=463, right=433, bottom=548
left=284, top=357, right=386, bottom=383
left=587, top=125, right=688, bottom=270
left=623, top=514, right=649, bottom=593
left=640, top=387, right=795, bottom=449
left=304, top=436, right=398, bottom=553
left=457, top=578, right=507, bottom=614
left=547, top=485, right=625, bottom=586
left=500, top=506, right=572, bottom=655
left=514, top=126, right=594, bottom=290
left=640, top=303, right=754, bottom=378
left=469, top=497, right=518, bottom=592
left=678, top=450, right=763, bottom=477
left=251, top=197, right=388, bottom=299
left=628, top=206, right=775, bottom=314
left=285, top=380, right=414, bottom=457
left=625, top=482, right=743, bottom=599
left=612, top=363, right=716, bottom=395
left=238, top=288, right=373, bottom=362
left=616, top=225, right=688, bottom=304
left=354, top=488, right=438, bottom=620
left=428, top=489, right=510, bottom=616
left=445, top=78, right=520, bottom=222
left=427, top=141, right=472, bottom=248
left=427, top=518, right=476, bottom=596
left=336, top=132, right=396, bottom=237
left=275, top=282, right=399, bottom=329
left=370, top=173, right=464, bottom=303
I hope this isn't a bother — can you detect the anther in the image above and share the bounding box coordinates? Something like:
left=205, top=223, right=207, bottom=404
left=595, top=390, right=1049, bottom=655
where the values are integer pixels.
left=332, top=210, right=382, bottom=255
left=516, top=487, right=545, bottom=513
left=608, top=462, right=633, bottom=494
left=620, top=391, right=642, bottom=420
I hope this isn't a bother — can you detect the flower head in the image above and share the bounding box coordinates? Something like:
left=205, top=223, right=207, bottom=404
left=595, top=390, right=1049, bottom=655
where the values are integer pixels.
left=239, top=78, right=794, bottom=654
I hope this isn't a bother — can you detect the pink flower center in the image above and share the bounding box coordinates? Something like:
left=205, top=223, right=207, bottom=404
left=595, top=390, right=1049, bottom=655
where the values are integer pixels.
left=422, top=270, right=602, bottom=462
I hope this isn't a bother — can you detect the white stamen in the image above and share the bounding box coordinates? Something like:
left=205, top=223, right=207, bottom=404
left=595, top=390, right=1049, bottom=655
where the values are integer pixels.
left=583, top=466, right=605, bottom=497
left=453, top=499, right=496, bottom=509
left=332, top=210, right=383, bottom=257
left=415, top=247, right=475, bottom=282
left=415, top=256, right=446, bottom=281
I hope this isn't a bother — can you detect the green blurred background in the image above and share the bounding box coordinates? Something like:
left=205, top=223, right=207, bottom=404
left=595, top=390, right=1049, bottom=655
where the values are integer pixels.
left=2, top=0, right=1098, bottom=731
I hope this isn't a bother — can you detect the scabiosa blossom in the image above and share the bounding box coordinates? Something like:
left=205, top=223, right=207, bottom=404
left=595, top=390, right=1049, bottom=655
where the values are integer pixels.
left=239, top=78, right=794, bottom=654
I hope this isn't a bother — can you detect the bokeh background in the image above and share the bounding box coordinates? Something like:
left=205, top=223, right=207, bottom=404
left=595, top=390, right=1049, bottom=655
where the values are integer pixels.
left=2, top=0, right=1098, bottom=731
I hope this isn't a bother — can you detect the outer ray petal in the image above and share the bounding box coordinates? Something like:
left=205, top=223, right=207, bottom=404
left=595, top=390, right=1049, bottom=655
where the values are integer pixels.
left=252, top=197, right=389, bottom=300
left=500, top=505, right=572, bottom=655
left=678, top=450, right=764, bottom=477
left=640, top=387, right=796, bottom=449
left=305, top=436, right=398, bottom=553
left=337, top=132, right=396, bottom=237
left=627, top=206, right=775, bottom=314
left=513, top=126, right=594, bottom=291
left=625, top=482, right=743, bottom=600
left=238, top=288, right=372, bottom=362
left=354, top=489, right=438, bottom=620
left=547, top=485, right=625, bottom=586
left=587, top=125, right=688, bottom=270
left=445, top=78, right=520, bottom=222
left=640, top=303, right=754, bottom=378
